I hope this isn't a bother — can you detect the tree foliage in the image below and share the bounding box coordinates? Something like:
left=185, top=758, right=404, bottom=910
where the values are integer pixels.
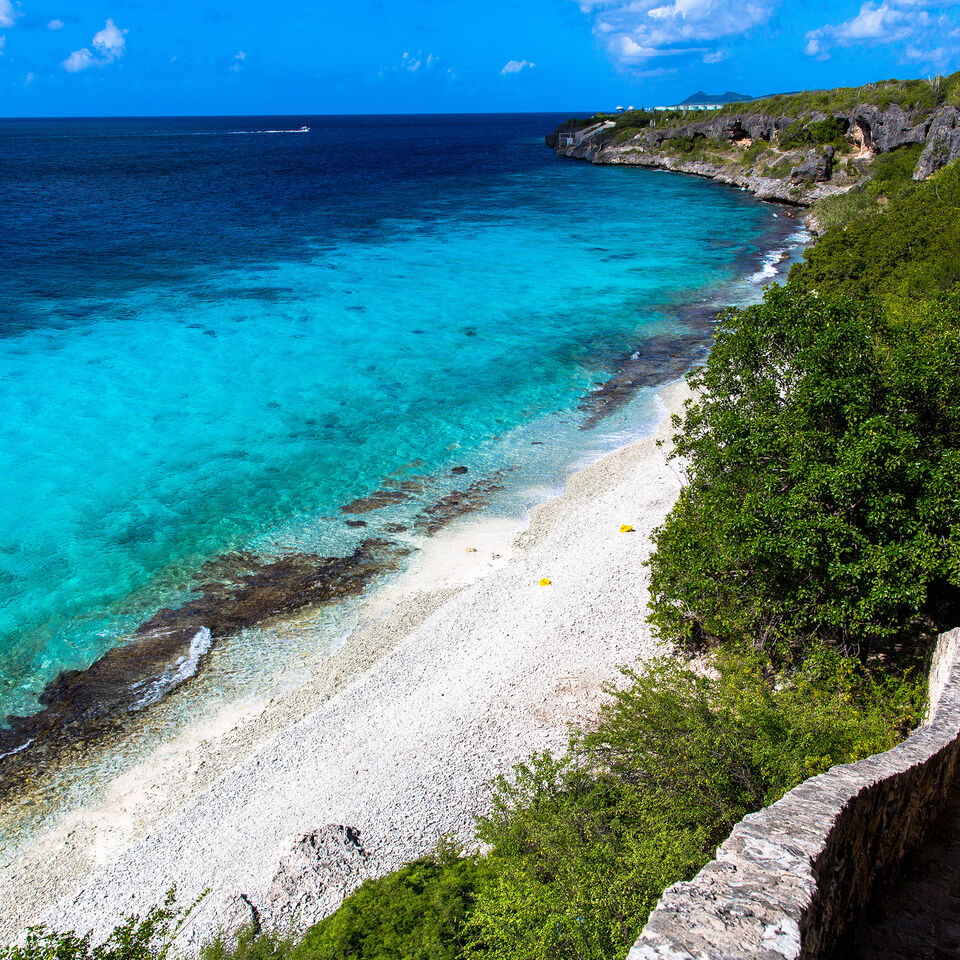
left=797, top=161, right=960, bottom=303
left=647, top=287, right=960, bottom=656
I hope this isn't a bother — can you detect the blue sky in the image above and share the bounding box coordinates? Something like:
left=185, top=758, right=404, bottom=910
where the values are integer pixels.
left=0, top=0, right=958, bottom=116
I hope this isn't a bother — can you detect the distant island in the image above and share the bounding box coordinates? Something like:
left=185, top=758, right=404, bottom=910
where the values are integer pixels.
left=678, top=90, right=755, bottom=106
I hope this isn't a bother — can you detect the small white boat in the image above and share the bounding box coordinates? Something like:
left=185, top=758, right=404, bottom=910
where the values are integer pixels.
left=298, top=125, right=310, bottom=133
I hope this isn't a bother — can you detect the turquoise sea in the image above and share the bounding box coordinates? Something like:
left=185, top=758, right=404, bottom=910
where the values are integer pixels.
left=0, top=114, right=801, bottom=748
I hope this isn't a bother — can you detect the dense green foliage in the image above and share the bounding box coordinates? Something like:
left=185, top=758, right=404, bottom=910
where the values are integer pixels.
left=647, top=287, right=960, bottom=656
left=294, top=855, right=484, bottom=960
left=778, top=116, right=849, bottom=151
left=800, top=161, right=960, bottom=303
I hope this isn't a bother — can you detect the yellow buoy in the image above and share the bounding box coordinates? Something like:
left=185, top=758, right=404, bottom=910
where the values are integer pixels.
left=539, top=577, right=552, bottom=586
left=620, top=524, right=635, bottom=533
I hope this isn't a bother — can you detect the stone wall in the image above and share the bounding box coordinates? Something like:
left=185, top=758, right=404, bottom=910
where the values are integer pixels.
left=629, top=627, right=960, bottom=960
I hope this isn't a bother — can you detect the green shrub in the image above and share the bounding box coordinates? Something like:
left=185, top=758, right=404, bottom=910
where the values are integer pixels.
left=293, top=854, right=485, bottom=960
left=778, top=116, right=849, bottom=151
left=0, top=893, right=191, bottom=960
left=202, top=929, right=294, bottom=960
left=648, top=286, right=960, bottom=657
left=794, top=161, right=960, bottom=302
left=466, top=649, right=924, bottom=960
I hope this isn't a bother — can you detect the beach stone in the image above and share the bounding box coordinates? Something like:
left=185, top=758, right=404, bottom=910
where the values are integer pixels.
left=264, top=826, right=368, bottom=927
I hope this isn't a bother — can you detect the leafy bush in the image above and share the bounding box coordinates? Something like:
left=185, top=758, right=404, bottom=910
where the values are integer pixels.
left=0, top=893, right=191, bottom=960
left=202, top=928, right=293, bottom=960
left=795, top=161, right=960, bottom=303
left=293, top=854, right=485, bottom=960
left=647, top=286, right=960, bottom=657
left=778, top=116, right=849, bottom=151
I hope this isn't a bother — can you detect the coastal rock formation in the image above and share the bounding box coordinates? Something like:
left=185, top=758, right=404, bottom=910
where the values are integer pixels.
left=265, top=827, right=369, bottom=927
left=915, top=106, right=960, bottom=179
left=0, top=542, right=402, bottom=789
left=550, top=101, right=959, bottom=212
left=790, top=146, right=834, bottom=184
left=851, top=103, right=928, bottom=153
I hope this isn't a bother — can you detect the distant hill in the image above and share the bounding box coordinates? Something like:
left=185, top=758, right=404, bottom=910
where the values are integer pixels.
left=679, top=91, right=754, bottom=105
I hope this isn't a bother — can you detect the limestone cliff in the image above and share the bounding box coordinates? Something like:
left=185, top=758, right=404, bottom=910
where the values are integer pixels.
left=548, top=103, right=960, bottom=227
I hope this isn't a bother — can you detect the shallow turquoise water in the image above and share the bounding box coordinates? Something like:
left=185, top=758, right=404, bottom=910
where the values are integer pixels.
left=0, top=114, right=791, bottom=725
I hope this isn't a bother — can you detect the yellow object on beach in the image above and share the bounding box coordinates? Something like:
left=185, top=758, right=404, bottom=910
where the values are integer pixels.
left=539, top=578, right=552, bottom=586
left=620, top=524, right=635, bottom=533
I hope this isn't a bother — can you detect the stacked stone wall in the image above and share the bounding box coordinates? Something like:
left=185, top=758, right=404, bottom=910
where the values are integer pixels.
left=629, top=627, right=960, bottom=960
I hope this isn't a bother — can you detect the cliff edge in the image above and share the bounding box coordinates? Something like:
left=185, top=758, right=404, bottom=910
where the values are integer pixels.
left=548, top=97, right=960, bottom=226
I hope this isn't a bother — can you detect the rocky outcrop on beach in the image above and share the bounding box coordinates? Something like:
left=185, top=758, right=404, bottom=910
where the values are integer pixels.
left=548, top=102, right=960, bottom=216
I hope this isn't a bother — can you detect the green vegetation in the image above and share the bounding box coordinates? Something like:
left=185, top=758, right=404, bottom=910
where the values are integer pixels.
left=647, top=286, right=960, bottom=658
left=294, top=854, right=483, bottom=960
left=802, top=158, right=960, bottom=303
left=777, top=115, right=849, bottom=151
left=0, top=893, right=194, bottom=960
left=716, top=71, right=960, bottom=119
left=18, top=78, right=960, bottom=960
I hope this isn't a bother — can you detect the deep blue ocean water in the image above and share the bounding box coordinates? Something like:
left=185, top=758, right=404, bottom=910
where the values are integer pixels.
left=0, top=113, right=794, bottom=728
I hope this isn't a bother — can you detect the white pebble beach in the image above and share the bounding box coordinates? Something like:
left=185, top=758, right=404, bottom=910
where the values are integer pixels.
left=0, top=378, right=692, bottom=947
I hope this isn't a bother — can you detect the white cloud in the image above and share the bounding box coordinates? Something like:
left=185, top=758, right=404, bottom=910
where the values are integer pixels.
left=92, top=18, right=126, bottom=60
left=25, top=70, right=34, bottom=83
left=573, top=0, right=772, bottom=64
left=62, top=18, right=127, bottom=72
left=0, top=35, right=5, bottom=55
left=230, top=50, right=246, bottom=72
left=48, top=18, right=64, bottom=30
left=0, top=0, right=18, bottom=29
left=63, top=46, right=95, bottom=71
left=501, top=58, right=535, bottom=74
left=804, top=0, right=957, bottom=63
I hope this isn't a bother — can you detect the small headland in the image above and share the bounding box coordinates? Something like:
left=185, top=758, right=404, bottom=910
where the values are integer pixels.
left=548, top=74, right=960, bottom=230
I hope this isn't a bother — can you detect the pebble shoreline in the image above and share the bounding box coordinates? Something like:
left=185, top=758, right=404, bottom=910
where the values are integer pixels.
left=0, top=380, right=691, bottom=947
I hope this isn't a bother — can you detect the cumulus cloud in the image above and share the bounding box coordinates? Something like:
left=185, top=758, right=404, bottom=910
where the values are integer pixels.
left=92, top=18, right=126, bottom=59
left=0, top=0, right=18, bottom=29
left=574, top=0, right=772, bottom=64
left=804, top=0, right=959, bottom=65
left=63, top=47, right=95, bottom=71
left=62, top=17, right=127, bottom=72
left=230, top=50, right=246, bottom=71
left=48, top=18, right=64, bottom=29
left=501, top=58, right=535, bottom=74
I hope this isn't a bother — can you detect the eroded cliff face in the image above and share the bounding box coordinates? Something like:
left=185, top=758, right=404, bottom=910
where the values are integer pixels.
left=548, top=104, right=960, bottom=223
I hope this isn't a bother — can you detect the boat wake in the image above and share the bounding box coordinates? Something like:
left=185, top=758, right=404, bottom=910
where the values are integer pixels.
left=227, top=126, right=310, bottom=135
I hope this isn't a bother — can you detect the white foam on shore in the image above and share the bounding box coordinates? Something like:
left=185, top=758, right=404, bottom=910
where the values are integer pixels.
left=750, top=247, right=788, bottom=283
left=128, top=628, right=214, bottom=712
left=0, top=737, right=35, bottom=762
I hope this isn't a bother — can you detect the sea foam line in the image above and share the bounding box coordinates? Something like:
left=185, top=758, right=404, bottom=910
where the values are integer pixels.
left=128, top=627, right=214, bottom=712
